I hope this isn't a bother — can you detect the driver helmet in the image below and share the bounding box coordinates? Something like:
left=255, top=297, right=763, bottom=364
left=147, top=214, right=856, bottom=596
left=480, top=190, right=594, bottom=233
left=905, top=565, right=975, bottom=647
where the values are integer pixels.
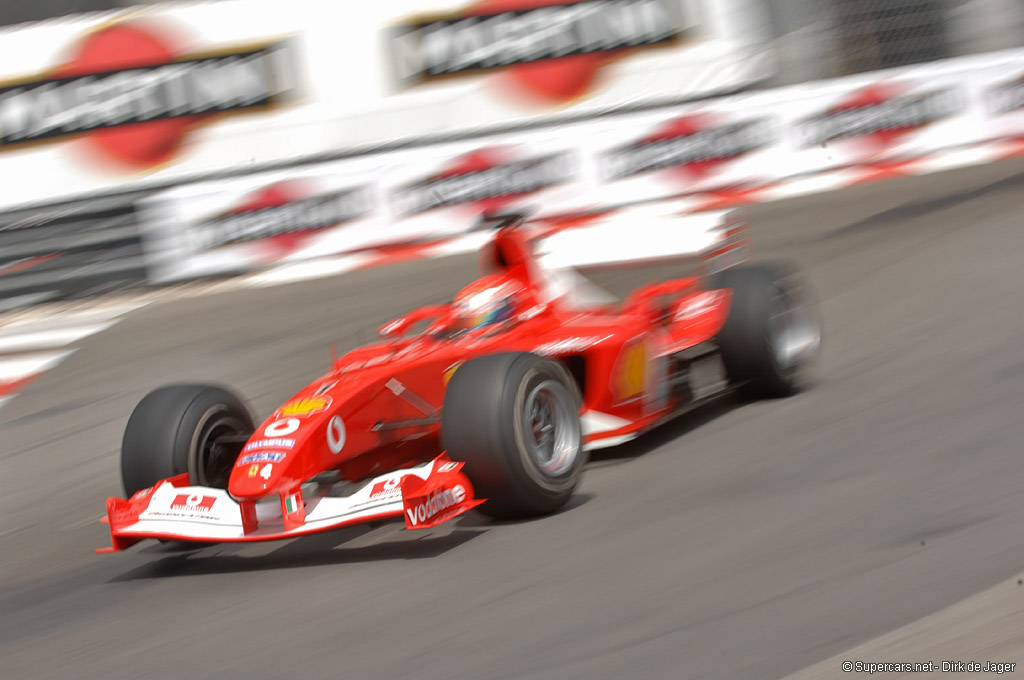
left=451, top=274, right=520, bottom=333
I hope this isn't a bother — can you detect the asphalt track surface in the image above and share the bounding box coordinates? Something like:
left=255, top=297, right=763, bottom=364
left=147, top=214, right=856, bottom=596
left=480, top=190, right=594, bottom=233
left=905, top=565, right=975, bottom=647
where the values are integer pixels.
left=3, top=158, right=1023, bottom=680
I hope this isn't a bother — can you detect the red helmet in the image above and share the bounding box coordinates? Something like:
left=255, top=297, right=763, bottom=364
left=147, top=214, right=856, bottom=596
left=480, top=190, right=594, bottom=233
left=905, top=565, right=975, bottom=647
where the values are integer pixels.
left=451, top=274, right=521, bottom=333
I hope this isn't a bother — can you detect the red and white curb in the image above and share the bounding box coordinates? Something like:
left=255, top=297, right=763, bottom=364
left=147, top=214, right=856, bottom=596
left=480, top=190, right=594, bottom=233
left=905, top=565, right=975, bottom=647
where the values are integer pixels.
left=0, top=301, right=149, bottom=410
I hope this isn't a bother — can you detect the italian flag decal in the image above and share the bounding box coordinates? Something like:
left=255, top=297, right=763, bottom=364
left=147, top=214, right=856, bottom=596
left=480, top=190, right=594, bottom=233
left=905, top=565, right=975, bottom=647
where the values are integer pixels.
left=281, top=489, right=305, bottom=532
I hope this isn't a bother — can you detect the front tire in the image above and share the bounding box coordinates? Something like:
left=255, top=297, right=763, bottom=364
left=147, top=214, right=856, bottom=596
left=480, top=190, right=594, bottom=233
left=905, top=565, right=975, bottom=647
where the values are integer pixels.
left=121, top=384, right=254, bottom=498
left=712, top=263, right=821, bottom=398
left=441, top=353, right=584, bottom=519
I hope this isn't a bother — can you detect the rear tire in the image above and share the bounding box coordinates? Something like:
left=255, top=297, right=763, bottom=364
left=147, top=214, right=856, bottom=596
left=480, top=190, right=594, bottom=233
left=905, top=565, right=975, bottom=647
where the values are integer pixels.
left=712, top=263, right=820, bottom=398
left=121, top=384, right=254, bottom=498
left=441, top=353, right=584, bottom=519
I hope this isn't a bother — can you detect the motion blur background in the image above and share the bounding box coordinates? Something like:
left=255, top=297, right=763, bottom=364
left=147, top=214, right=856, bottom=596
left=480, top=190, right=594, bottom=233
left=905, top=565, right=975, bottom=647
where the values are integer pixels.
left=0, top=0, right=1022, bottom=312
left=3, top=4, right=1024, bottom=679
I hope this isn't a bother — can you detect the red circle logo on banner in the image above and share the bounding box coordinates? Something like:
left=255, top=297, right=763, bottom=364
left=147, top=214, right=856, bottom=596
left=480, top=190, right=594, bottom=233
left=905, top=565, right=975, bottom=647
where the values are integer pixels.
left=468, top=0, right=625, bottom=105
left=51, top=21, right=201, bottom=171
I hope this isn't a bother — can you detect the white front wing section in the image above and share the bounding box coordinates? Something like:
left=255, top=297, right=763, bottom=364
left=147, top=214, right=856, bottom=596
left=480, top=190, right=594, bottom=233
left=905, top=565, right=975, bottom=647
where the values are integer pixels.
left=121, top=460, right=439, bottom=542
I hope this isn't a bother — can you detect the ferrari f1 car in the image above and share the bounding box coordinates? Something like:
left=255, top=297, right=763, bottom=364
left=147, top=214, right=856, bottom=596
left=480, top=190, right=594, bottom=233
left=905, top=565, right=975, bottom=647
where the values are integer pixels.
left=99, top=205, right=820, bottom=552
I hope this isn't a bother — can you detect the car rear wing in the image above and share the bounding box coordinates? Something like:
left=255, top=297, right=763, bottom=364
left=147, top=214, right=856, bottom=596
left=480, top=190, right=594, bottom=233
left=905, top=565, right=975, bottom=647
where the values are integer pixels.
left=533, top=203, right=749, bottom=273
left=699, top=209, right=750, bottom=279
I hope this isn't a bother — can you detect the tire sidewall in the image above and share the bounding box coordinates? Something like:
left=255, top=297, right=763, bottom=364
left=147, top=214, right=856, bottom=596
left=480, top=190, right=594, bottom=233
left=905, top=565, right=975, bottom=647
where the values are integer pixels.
left=441, top=352, right=584, bottom=518
left=713, top=263, right=820, bottom=397
left=507, top=359, right=584, bottom=497
left=762, top=269, right=821, bottom=391
left=121, top=385, right=253, bottom=497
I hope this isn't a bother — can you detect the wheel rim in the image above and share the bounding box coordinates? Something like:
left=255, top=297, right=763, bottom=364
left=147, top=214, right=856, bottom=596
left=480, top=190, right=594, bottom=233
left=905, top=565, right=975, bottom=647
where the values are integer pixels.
left=189, top=407, right=248, bottom=488
left=521, top=380, right=580, bottom=476
left=768, top=282, right=820, bottom=370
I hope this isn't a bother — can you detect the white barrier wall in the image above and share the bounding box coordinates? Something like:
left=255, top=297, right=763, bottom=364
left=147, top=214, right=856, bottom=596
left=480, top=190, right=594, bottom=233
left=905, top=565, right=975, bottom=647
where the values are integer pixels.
left=141, top=48, right=1024, bottom=283
left=0, top=0, right=771, bottom=210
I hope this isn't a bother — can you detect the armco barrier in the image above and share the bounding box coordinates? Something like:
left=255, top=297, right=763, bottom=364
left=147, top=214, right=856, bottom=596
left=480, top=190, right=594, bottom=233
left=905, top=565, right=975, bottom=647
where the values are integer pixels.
left=141, top=48, right=1024, bottom=284
left=0, top=194, right=151, bottom=311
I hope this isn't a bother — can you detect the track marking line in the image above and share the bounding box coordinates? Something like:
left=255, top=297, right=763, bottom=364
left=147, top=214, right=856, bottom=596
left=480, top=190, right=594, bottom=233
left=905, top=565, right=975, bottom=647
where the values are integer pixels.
left=0, top=323, right=117, bottom=353
left=243, top=254, right=372, bottom=287
left=0, top=351, right=75, bottom=383
left=0, top=302, right=148, bottom=409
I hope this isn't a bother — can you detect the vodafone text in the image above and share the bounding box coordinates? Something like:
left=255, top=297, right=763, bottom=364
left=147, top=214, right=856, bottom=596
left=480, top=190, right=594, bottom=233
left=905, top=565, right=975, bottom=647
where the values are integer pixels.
left=406, top=485, right=467, bottom=527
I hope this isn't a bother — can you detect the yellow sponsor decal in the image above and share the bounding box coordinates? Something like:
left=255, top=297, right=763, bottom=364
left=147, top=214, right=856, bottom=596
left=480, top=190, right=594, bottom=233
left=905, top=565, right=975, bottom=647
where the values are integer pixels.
left=278, top=396, right=332, bottom=417
left=442, top=362, right=463, bottom=386
left=613, top=340, right=648, bottom=403
left=248, top=464, right=259, bottom=478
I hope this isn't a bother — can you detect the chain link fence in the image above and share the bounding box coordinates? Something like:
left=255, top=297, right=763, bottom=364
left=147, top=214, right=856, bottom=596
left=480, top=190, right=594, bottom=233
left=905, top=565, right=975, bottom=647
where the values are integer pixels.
left=766, top=0, right=1024, bottom=85
left=831, top=0, right=953, bottom=74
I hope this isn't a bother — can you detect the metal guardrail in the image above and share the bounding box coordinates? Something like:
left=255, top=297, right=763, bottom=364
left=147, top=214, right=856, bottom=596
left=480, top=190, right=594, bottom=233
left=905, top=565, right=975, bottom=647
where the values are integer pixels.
left=0, top=193, right=153, bottom=312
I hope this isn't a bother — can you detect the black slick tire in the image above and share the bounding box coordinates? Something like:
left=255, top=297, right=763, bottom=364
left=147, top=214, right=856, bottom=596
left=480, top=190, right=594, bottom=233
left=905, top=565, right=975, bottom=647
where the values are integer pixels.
left=121, top=384, right=254, bottom=498
left=712, top=263, right=820, bottom=398
left=441, top=353, right=584, bottom=519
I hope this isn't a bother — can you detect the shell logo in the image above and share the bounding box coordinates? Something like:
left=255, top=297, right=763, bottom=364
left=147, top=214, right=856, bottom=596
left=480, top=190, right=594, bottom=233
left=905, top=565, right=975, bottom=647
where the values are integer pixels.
left=278, top=396, right=332, bottom=417
left=613, top=340, right=648, bottom=403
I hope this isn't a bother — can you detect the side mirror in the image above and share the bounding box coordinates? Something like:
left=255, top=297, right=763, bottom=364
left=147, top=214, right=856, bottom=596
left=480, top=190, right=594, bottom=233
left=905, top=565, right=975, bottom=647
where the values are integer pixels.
left=378, top=305, right=450, bottom=338
left=378, top=318, right=412, bottom=337
left=517, top=304, right=545, bottom=322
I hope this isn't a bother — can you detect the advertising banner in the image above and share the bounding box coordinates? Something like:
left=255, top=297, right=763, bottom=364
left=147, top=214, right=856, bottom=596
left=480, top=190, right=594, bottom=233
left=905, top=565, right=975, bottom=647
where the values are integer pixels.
left=377, top=131, right=593, bottom=243
left=588, top=96, right=783, bottom=205
left=779, top=62, right=985, bottom=175
left=141, top=162, right=386, bottom=283
left=978, top=63, right=1024, bottom=139
left=0, top=0, right=772, bottom=211
left=141, top=47, right=1024, bottom=283
left=142, top=132, right=594, bottom=282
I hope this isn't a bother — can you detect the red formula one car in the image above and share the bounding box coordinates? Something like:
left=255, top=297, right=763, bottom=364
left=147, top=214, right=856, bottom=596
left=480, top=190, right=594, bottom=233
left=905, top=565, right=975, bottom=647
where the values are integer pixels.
left=99, top=206, right=820, bottom=552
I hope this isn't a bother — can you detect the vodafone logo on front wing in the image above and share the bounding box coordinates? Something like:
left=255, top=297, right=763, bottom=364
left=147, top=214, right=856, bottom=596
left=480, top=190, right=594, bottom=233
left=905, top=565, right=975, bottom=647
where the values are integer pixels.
left=405, top=485, right=467, bottom=527
left=387, top=0, right=700, bottom=105
left=0, top=18, right=296, bottom=170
